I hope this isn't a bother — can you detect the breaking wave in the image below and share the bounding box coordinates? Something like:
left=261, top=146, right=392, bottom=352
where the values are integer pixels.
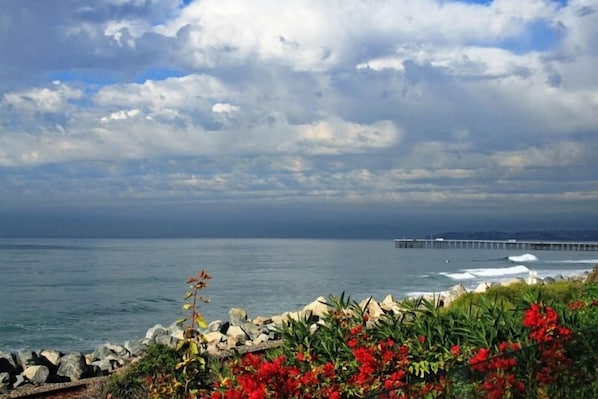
left=442, top=265, right=531, bottom=280
left=439, top=272, right=476, bottom=280
left=507, top=254, right=538, bottom=262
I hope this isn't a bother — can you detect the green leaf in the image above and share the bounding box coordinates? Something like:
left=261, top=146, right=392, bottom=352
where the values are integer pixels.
left=189, top=341, right=199, bottom=355
left=184, top=292, right=193, bottom=300
left=183, top=303, right=193, bottom=310
left=196, top=316, right=208, bottom=329
left=175, top=317, right=187, bottom=326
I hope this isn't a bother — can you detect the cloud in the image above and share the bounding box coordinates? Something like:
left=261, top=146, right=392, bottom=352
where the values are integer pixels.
left=0, top=0, right=597, bottom=234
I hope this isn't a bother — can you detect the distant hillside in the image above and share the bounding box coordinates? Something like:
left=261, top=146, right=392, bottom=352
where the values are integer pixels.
left=432, top=230, right=598, bottom=242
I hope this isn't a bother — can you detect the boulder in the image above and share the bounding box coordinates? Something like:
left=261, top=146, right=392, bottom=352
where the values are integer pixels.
left=22, top=365, right=49, bottom=385
left=12, top=374, right=26, bottom=388
left=229, top=308, right=248, bottom=326
left=204, top=331, right=225, bottom=345
left=167, top=322, right=185, bottom=340
left=474, top=282, right=491, bottom=293
left=40, top=349, right=61, bottom=369
left=269, top=314, right=288, bottom=326
left=285, top=310, right=313, bottom=322
left=57, top=353, right=89, bottom=381
left=380, top=294, right=395, bottom=311
left=303, top=296, right=330, bottom=318
left=154, top=334, right=177, bottom=348
left=239, top=322, right=261, bottom=341
left=207, top=320, right=223, bottom=332
left=449, top=284, right=467, bottom=298
left=226, top=325, right=248, bottom=343
left=0, top=352, right=18, bottom=374
left=253, top=333, right=270, bottom=345
left=92, top=344, right=127, bottom=362
left=16, top=350, right=39, bottom=369
left=124, top=340, right=144, bottom=357
left=359, top=297, right=384, bottom=320
left=145, top=324, right=169, bottom=341
left=0, top=371, right=10, bottom=391
left=91, top=359, right=118, bottom=375
left=500, top=278, right=523, bottom=287
left=252, top=316, right=273, bottom=326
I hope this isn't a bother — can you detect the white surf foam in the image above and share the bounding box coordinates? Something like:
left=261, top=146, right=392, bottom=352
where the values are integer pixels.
left=440, top=272, right=477, bottom=280
left=508, top=254, right=538, bottom=262
left=463, top=265, right=530, bottom=277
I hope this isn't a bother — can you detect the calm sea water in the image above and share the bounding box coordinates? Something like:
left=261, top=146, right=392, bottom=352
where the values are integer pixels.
left=1, top=238, right=596, bottom=353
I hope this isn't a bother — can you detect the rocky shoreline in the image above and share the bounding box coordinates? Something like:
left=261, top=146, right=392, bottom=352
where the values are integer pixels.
left=0, top=271, right=590, bottom=395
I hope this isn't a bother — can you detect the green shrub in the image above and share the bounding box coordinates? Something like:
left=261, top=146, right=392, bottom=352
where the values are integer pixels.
left=449, top=281, right=583, bottom=313
left=107, top=343, right=180, bottom=399
left=584, top=265, right=598, bottom=284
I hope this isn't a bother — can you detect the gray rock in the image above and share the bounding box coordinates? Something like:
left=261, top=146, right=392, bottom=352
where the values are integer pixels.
left=204, top=331, right=225, bottom=345
left=380, top=294, right=401, bottom=314
left=227, top=325, right=248, bottom=343
left=167, top=322, right=185, bottom=340
left=91, top=359, right=118, bottom=375
left=0, top=352, right=18, bottom=374
left=239, top=322, right=261, bottom=341
left=22, top=365, right=49, bottom=385
left=12, top=374, right=26, bottom=388
left=252, top=316, right=273, bottom=326
left=500, top=278, right=523, bottom=287
left=145, top=324, right=169, bottom=340
left=91, top=345, right=114, bottom=361
left=302, top=296, right=330, bottom=318
left=208, top=320, right=223, bottom=332
left=253, top=333, right=270, bottom=345
left=206, top=344, right=221, bottom=356
left=229, top=308, right=248, bottom=326
left=0, top=372, right=10, bottom=392
left=92, top=343, right=129, bottom=361
left=57, top=353, right=89, bottom=381
left=154, top=334, right=177, bottom=348
left=474, top=282, right=491, bottom=293
left=543, top=276, right=556, bottom=284
left=124, top=339, right=144, bottom=357
left=359, top=297, right=384, bottom=319
left=16, top=350, right=39, bottom=369
left=449, top=283, right=468, bottom=297
left=40, top=349, right=61, bottom=368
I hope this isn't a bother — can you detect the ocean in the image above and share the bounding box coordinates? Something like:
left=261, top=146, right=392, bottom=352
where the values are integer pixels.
left=1, top=238, right=596, bottom=353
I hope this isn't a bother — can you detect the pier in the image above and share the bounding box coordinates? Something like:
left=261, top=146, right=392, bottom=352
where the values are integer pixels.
left=394, top=239, right=598, bottom=251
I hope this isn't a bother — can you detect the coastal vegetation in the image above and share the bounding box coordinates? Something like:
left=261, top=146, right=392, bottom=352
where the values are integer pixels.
left=106, top=268, right=598, bottom=398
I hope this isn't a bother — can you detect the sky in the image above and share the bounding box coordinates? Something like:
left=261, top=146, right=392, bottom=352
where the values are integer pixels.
left=0, top=0, right=597, bottom=238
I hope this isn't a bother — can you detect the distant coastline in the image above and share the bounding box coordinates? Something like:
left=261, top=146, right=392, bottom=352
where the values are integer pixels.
left=429, top=230, right=598, bottom=242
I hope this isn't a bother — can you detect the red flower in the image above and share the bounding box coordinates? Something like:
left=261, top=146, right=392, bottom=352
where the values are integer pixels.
left=418, top=335, right=426, bottom=344
left=350, top=325, right=363, bottom=335
left=450, top=344, right=460, bottom=356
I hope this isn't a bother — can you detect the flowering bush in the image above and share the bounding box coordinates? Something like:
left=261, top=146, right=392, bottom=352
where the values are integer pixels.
left=203, top=297, right=597, bottom=399
left=108, top=280, right=598, bottom=399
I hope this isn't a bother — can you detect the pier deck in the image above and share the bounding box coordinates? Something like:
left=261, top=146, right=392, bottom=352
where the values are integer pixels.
left=394, top=239, right=598, bottom=251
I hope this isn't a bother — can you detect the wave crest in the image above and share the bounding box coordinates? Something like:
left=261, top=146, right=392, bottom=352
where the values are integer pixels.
left=464, top=265, right=530, bottom=277
left=508, top=253, right=538, bottom=262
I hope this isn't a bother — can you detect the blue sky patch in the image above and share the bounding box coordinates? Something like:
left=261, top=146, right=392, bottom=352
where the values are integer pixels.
left=501, top=20, right=563, bottom=54
left=133, top=67, right=189, bottom=83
